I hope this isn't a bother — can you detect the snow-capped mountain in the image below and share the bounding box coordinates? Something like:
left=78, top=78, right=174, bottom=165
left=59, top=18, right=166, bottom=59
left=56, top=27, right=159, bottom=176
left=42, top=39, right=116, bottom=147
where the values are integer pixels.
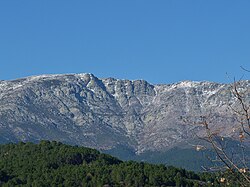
left=0, top=73, right=249, bottom=154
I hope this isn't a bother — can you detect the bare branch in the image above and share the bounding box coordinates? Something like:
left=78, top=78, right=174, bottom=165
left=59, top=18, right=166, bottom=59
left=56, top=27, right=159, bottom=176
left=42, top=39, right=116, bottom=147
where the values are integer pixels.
left=241, top=66, right=250, bottom=73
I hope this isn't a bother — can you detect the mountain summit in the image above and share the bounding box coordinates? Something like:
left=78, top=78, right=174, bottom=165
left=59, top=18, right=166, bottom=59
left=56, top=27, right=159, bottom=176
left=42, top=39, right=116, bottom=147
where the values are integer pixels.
left=0, top=73, right=249, bottom=155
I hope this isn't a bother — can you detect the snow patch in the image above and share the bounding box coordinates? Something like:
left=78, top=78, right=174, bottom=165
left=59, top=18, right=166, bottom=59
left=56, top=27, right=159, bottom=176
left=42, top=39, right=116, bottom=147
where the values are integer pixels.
left=177, top=81, right=200, bottom=88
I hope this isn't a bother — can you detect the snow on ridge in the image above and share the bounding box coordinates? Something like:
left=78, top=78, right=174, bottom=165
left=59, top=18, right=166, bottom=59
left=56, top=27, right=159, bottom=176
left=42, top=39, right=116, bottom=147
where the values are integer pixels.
left=177, top=80, right=200, bottom=88
left=154, top=80, right=223, bottom=94
left=26, top=74, right=62, bottom=81
left=157, top=81, right=199, bottom=92
left=175, top=80, right=221, bottom=88
left=77, top=73, right=95, bottom=79
left=8, top=73, right=92, bottom=83
left=2, top=73, right=238, bottom=93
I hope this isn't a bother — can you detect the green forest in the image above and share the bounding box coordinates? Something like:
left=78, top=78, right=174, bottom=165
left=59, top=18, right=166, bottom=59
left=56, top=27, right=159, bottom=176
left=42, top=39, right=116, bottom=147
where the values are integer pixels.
left=0, top=141, right=244, bottom=187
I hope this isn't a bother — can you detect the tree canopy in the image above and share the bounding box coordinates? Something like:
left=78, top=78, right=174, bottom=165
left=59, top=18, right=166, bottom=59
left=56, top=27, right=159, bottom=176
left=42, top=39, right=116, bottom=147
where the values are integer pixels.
left=0, top=141, right=244, bottom=186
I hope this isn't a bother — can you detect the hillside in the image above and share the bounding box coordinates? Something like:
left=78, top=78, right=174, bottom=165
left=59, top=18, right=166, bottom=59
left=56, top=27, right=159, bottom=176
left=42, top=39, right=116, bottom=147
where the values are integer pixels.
left=0, top=141, right=241, bottom=187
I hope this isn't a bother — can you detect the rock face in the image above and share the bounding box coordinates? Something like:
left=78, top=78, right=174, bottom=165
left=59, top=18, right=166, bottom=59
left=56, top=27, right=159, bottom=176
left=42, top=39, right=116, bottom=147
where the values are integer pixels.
left=0, top=73, right=249, bottom=154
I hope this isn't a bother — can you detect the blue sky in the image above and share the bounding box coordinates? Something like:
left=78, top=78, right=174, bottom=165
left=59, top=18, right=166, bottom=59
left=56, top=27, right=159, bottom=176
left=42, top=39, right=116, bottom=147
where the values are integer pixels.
left=0, top=0, right=249, bottom=84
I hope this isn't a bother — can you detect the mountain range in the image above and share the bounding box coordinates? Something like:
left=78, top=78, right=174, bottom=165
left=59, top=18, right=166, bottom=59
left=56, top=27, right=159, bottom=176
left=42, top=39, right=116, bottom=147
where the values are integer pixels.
left=0, top=73, right=249, bottom=170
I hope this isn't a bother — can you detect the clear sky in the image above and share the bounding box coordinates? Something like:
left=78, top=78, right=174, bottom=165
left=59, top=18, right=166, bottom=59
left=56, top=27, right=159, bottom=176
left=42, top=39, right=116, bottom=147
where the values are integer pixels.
left=0, top=0, right=249, bottom=84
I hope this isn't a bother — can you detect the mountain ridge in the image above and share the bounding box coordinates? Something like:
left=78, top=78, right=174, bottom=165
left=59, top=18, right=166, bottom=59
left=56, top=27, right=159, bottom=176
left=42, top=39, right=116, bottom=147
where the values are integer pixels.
left=0, top=73, right=249, bottom=155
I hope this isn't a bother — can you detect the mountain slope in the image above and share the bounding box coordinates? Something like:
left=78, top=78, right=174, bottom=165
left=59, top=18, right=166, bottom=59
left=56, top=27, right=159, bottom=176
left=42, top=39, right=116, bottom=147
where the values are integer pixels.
left=0, top=141, right=233, bottom=186
left=0, top=73, right=249, bottom=155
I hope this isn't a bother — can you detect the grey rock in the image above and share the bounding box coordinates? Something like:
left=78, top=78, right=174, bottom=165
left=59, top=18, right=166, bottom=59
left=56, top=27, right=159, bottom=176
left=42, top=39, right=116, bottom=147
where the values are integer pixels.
left=0, top=73, right=249, bottom=154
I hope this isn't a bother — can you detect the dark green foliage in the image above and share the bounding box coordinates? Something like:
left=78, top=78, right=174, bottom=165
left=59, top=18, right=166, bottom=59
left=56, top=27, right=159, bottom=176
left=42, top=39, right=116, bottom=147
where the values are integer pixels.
left=0, top=141, right=243, bottom=186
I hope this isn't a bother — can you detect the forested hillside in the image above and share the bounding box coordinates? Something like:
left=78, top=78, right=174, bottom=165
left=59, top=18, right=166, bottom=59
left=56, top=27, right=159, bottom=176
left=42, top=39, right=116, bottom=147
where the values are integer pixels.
left=0, top=141, right=243, bottom=187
